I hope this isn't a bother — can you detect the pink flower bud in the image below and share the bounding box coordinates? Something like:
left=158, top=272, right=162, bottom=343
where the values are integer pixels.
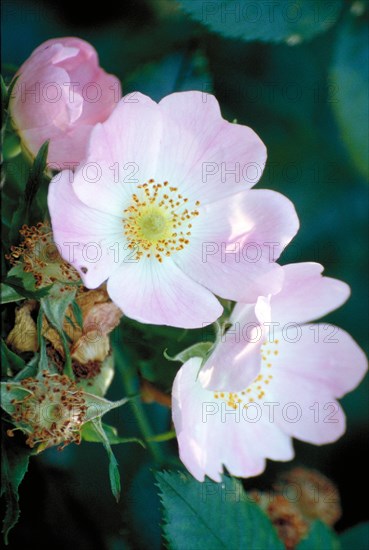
left=9, top=37, right=122, bottom=166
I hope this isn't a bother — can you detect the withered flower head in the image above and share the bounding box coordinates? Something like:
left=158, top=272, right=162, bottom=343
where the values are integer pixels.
left=6, top=222, right=80, bottom=288
left=276, top=468, right=341, bottom=527
left=267, top=495, right=309, bottom=550
left=250, top=491, right=309, bottom=550
left=250, top=467, right=342, bottom=548
left=2, top=370, right=127, bottom=451
left=6, top=371, right=87, bottom=450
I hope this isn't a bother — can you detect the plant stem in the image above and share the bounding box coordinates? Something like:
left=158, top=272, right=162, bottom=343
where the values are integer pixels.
left=113, top=341, right=165, bottom=465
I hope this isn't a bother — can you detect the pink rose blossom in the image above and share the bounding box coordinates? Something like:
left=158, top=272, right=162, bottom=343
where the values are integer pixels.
left=48, top=91, right=299, bottom=328
left=9, top=37, right=121, bottom=165
left=172, top=263, right=367, bottom=481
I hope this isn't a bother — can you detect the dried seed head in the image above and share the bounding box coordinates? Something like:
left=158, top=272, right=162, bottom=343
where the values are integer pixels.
left=276, top=468, right=342, bottom=526
left=6, top=222, right=80, bottom=288
left=266, top=494, right=309, bottom=550
left=251, top=491, right=309, bottom=550
left=8, top=371, right=87, bottom=450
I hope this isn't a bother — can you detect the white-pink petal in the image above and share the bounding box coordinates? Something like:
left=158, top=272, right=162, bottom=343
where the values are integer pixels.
left=269, top=324, right=368, bottom=399
left=199, top=298, right=270, bottom=392
left=48, top=170, right=123, bottom=288
left=106, top=257, right=223, bottom=329
left=270, top=386, right=347, bottom=445
left=173, top=358, right=294, bottom=482
left=73, top=94, right=163, bottom=216
left=156, top=91, right=267, bottom=204
left=175, top=189, right=299, bottom=303
left=271, top=263, right=350, bottom=326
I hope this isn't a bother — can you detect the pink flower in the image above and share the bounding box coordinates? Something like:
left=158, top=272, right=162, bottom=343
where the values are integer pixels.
left=48, top=92, right=299, bottom=328
left=9, top=37, right=121, bottom=165
left=172, top=263, right=367, bottom=481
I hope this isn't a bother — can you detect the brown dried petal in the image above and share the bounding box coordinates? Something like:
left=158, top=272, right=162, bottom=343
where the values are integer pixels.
left=6, top=301, right=38, bottom=353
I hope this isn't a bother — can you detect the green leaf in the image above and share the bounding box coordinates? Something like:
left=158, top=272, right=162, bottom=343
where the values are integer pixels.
left=330, top=13, right=369, bottom=180
left=41, top=284, right=76, bottom=377
left=85, top=418, right=121, bottom=501
left=2, top=74, right=20, bottom=112
left=70, top=299, right=84, bottom=330
left=5, top=266, right=52, bottom=299
left=83, top=392, right=129, bottom=424
left=178, top=0, right=343, bottom=43
left=0, top=283, right=25, bottom=304
left=0, top=382, right=32, bottom=416
left=36, top=308, right=48, bottom=373
left=24, top=141, right=50, bottom=208
left=13, top=355, right=39, bottom=382
left=297, top=521, right=341, bottom=550
left=2, top=134, right=21, bottom=161
left=1, top=74, right=19, bottom=131
left=340, top=523, right=369, bottom=550
left=40, top=284, right=76, bottom=333
left=82, top=421, right=144, bottom=447
left=125, top=49, right=213, bottom=102
left=1, top=340, right=26, bottom=376
left=164, top=341, right=213, bottom=364
left=8, top=141, right=49, bottom=243
left=156, top=471, right=284, bottom=549
left=1, top=434, right=32, bottom=544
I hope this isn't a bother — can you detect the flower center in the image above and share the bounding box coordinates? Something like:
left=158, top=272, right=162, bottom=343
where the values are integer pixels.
left=137, top=207, right=171, bottom=241
left=213, top=339, right=279, bottom=408
left=123, top=179, right=200, bottom=262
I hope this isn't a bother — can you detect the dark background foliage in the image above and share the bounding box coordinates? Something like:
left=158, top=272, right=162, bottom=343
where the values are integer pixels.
left=2, top=0, right=368, bottom=548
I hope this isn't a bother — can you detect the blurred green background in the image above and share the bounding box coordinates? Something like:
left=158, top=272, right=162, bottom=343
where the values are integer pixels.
left=2, top=0, right=368, bottom=548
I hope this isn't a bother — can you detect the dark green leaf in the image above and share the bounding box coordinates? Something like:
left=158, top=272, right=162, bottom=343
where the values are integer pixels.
left=125, top=49, right=213, bottom=102
left=178, top=0, right=343, bottom=43
left=340, top=523, right=369, bottom=550
left=1, top=434, right=32, bottom=544
left=330, top=13, right=369, bottom=180
left=24, top=140, right=49, bottom=208
left=13, top=355, right=39, bottom=381
left=1, top=340, right=26, bottom=376
left=8, top=141, right=49, bottom=243
left=297, top=521, right=341, bottom=550
left=70, top=300, right=84, bottom=330
left=1, top=74, right=19, bottom=124
left=3, top=74, right=20, bottom=112
left=0, top=283, right=25, bottom=304
left=36, top=308, right=48, bottom=373
left=2, top=134, right=21, bottom=160
left=120, top=316, right=204, bottom=388
left=156, top=471, right=284, bottom=549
